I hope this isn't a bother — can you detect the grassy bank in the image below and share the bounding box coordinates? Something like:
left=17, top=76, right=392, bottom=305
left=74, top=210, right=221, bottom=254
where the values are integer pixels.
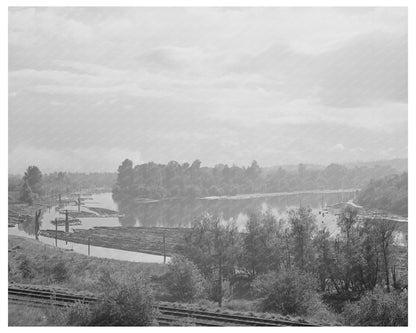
left=8, top=235, right=168, bottom=294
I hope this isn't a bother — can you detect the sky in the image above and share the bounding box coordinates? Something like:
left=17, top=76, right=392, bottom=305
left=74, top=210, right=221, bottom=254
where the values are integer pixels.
left=8, top=7, right=408, bottom=174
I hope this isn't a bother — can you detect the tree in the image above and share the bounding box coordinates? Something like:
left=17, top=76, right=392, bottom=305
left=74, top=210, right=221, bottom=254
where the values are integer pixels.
left=20, top=166, right=43, bottom=202
left=242, top=211, right=284, bottom=278
left=313, top=228, right=334, bottom=291
left=288, top=207, right=317, bottom=271
left=113, top=159, right=134, bottom=199
left=366, top=219, right=396, bottom=292
left=247, top=160, right=261, bottom=179
left=190, top=159, right=201, bottom=182
left=164, top=255, right=206, bottom=302
left=20, top=180, right=34, bottom=205
left=183, top=214, right=241, bottom=305
left=23, top=166, right=43, bottom=196
left=252, top=268, right=323, bottom=316
left=356, top=220, right=380, bottom=291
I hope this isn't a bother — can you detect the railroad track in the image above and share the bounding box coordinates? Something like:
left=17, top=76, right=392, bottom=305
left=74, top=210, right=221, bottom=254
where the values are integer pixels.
left=8, top=285, right=318, bottom=326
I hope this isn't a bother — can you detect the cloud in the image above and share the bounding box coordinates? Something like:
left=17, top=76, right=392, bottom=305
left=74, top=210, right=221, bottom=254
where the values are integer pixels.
left=8, top=7, right=408, bottom=171
left=332, top=143, right=345, bottom=152
left=238, top=31, right=407, bottom=108
left=9, top=145, right=143, bottom=174
left=317, top=32, right=407, bottom=107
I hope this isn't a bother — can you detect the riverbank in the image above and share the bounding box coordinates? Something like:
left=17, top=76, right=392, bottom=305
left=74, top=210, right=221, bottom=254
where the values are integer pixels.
left=119, top=188, right=359, bottom=203
left=201, top=188, right=359, bottom=201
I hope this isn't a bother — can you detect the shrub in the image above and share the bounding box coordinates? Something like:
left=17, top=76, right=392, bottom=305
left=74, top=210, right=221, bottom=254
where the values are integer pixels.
left=206, top=278, right=233, bottom=304
left=164, top=255, right=206, bottom=302
left=41, top=302, right=93, bottom=326
left=252, top=268, right=322, bottom=316
left=52, top=262, right=69, bottom=282
left=62, top=271, right=157, bottom=326
left=17, top=256, right=34, bottom=280
left=343, top=287, right=408, bottom=326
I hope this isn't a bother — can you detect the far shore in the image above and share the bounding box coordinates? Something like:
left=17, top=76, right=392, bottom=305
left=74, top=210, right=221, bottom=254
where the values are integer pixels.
left=130, top=188, right=360, bottom=203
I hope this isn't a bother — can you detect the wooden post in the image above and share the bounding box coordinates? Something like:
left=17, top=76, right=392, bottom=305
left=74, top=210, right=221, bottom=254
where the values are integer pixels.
left=55, top=218, right=58, bottom=247
left=88, top=237, right=91, bottom=256
left=65, top=210, right=69, bottom=233
left=163, top=231, right=166, bottom=264
left=218, top=254, right=222, bottom=307
left=34, top=209, right=41, bottom=240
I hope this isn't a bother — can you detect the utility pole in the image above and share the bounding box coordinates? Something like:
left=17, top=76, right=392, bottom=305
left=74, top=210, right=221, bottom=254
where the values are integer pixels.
left=215, top=221, right=223, bottom=308
left=88, top=237, right=91, bottom=256
left=65, top=210, right=69, bottom=233
left=163, top=231, right=166, bottom=264
left=218, top=253, right=222, bottom=307
left=55, top=218, right=58, bottom=247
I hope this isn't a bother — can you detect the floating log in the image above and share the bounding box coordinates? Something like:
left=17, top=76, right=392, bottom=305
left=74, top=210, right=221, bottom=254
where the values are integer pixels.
left=39, top=226, right=190, bottom=256
left=51, top=218, right=82, bottom=226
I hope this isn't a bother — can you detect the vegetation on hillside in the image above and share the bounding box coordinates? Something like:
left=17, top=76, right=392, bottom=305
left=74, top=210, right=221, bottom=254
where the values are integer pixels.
left=175, top=207, right=407, bottom=325
left=357, top=172, right=408, bottom=216
left=343, top=287, right=407, bottom=326
left=8, top=236, right=167, bottom=292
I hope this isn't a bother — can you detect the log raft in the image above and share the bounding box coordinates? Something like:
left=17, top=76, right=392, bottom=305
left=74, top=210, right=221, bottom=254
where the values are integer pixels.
left=39, top=226, right=189, bottom=256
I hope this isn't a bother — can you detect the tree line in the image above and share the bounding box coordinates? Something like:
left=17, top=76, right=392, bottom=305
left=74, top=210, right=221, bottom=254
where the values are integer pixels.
left=162, top=206, right=407, bottom=324
left=10, top=166, right=116, bottom=205
left=113, top=158, right=400, bottom=201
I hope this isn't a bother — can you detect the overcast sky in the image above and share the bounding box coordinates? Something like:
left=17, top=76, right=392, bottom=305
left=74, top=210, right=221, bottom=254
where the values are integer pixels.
left=8, top=7, right=408, bottom=174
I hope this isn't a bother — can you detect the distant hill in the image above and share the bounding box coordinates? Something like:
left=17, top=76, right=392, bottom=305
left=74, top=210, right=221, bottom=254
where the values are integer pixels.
left=262, top=163, right=325, bottom=175
left=263, top=158, right=407, bottom=174
left=344, top=158, right=407, bottom=173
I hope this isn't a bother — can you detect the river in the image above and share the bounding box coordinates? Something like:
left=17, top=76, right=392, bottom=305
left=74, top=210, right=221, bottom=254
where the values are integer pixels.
left=9, top=190, right=356, bottom=263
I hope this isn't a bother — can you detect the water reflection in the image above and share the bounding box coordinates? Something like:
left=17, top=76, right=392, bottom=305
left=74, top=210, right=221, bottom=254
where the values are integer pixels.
left=116, top=191, right=355, bottom=230
left=17, top=209, right=46, bottom=236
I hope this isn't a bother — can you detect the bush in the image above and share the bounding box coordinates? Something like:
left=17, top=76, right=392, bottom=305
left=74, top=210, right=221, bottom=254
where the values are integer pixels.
left=164, top=256, right=206, bottom=302
left=17, top=256, right=34, bottom=280
left=252, top=268, right=322, bottom=316
left=343, top=287, right=408, bottom=326
left=206, top=278, right=233, bottom=304
left=52, top=262, right=69, bottom=282
left=60, top=271, right=156, bottom=326
left=45, top=302, right=92, bottom=326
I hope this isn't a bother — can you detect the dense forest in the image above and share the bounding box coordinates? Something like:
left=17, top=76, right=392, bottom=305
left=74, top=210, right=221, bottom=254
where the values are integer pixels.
left=357, top=173, right=408, bottom=216
left=112, top=159, right=402, bottom=201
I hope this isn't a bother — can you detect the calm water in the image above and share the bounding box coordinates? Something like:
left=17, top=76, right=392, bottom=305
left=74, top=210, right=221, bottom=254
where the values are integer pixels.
left=116, top=190, right=356, bottom=235
left=9, top=190, right=356, bottom=262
